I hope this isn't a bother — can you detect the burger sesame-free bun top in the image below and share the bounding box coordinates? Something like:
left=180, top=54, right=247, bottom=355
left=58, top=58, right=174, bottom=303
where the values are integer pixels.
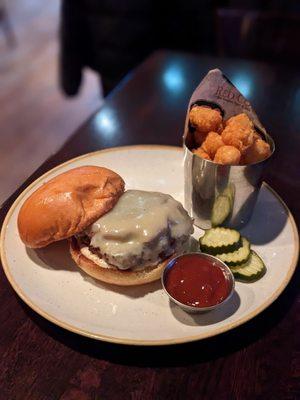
left=17, top=166, right=125, bottom=248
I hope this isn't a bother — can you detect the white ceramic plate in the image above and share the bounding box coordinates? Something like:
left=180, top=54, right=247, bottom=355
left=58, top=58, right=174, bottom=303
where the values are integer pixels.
left=1, top=146, right=299, bottom=345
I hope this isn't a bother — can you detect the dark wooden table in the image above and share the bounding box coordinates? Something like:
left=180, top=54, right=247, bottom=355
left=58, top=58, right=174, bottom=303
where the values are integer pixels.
left=1, top=50, right=299, bottom=400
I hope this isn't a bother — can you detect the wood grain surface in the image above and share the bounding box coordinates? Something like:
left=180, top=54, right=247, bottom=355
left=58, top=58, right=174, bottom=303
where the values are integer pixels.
left=0, top=51, right=299, bottom=400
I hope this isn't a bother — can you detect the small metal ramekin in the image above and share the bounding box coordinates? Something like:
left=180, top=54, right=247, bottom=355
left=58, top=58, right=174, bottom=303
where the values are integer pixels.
left=161, top=253, right=235, bottom=314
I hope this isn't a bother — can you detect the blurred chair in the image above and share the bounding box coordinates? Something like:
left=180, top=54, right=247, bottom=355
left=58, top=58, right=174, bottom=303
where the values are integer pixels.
left=59, top=0, right=215, bottom=97
left=60, top=0, right=156, bottom=97
left=216, top=9, right=300, bottom=64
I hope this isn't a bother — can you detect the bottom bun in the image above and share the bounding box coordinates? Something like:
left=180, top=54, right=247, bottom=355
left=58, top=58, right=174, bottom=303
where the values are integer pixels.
left=69, top=237, right=171, bottom=286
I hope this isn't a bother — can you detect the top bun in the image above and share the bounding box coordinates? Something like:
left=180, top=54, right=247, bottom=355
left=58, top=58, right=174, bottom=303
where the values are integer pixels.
left=18, top=166, right=125, bottom=248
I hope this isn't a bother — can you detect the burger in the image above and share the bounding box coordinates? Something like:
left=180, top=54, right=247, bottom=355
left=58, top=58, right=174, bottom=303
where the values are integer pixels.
left=18, top=166, right=194, bottom=286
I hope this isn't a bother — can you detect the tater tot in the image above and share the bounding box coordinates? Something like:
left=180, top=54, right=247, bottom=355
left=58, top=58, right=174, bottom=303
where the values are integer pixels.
left=202, top=131, right=224, bottom=158
left=225, top=113, right=254, bottom=129
left=189, top=106, right=223, bottom=146
left=193, top=147, right=211, bottom=161
left=253, top=131, right=261, bottom=141
left=221, top=124, right=254, bottom=154
left=242, top=139, right=271, bottom=164
left=214, top=145, right=241, bottom=165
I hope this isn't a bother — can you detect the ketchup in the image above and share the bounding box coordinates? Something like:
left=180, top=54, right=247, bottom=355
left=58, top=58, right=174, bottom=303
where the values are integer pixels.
left=165, top=254, right=231, bottom=308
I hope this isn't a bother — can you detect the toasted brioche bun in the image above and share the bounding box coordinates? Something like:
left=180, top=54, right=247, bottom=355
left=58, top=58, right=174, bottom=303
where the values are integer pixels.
left=69, top=237, right=170, bottom=286
left=18, top=166, right=125, bottom=248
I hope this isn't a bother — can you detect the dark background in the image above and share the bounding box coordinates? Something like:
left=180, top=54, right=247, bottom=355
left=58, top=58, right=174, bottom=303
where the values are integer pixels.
left=60, top=0, right=300, bottom=95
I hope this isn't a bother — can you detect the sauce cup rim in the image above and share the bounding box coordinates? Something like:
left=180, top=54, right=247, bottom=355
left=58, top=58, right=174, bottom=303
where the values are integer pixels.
left=161, top=252, right=235, bottom=313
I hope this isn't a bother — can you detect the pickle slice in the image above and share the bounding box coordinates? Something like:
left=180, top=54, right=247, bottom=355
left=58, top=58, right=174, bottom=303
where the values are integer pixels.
left=230, top=250, right=266, bottom=282
left=200, top=227, right=241, bottom=255
left=215, top=237, right=250, bottom=266
left=211, top=195, right=231, bottom=227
